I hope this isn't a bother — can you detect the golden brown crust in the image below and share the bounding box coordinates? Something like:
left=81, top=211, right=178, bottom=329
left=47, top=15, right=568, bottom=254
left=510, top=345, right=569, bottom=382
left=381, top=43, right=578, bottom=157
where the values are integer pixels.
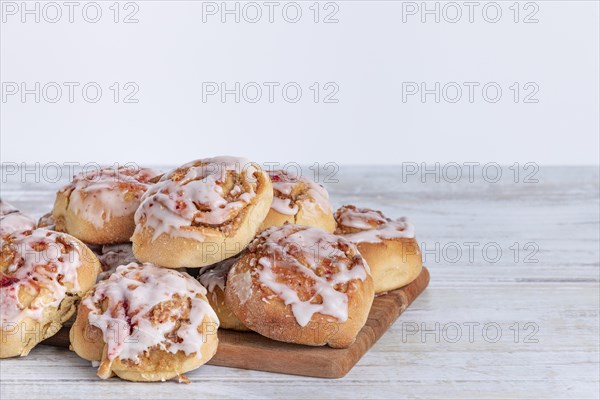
left=195, top=258, right=250, bottom=331
left=224, top=225, right=374, bottom=348
left=206, top=286, right=249, bottom=332
left=357, top=238, right=422, bottom=294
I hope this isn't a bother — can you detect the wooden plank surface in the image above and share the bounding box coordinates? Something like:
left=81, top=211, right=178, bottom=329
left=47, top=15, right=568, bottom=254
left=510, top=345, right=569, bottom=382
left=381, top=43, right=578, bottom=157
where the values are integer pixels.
left=43, top=268, right=430, bottom=378
left=1, top=166, right=599, bottom=399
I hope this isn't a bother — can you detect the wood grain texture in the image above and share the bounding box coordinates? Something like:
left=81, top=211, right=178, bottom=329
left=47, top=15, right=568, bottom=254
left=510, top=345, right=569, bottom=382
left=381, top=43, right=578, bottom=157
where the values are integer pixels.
left=1, top=166, right=598, bottom=399
left=42, top=268, right=430, bottom=378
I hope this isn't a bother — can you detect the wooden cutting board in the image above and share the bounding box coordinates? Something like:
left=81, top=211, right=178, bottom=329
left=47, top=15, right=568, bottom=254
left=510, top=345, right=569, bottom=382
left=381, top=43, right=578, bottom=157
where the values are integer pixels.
left=43, top=267, right=430, bottom=378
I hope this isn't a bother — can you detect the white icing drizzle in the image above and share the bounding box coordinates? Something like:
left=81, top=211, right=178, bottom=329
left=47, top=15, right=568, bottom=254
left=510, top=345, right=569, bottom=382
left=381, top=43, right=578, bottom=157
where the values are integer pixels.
left=1, top=229, right=84, bottom=324
left=247, top=225, right=368, bottom=327
left=59, top=166, right=162, bottom=228
left=197, top=256, right=238, bottom=293
left=268, top=170, right=332, bottom=217
left=335, top=205, right=416, bottom=243
left=83, top=263, right=219, bottom=366
left=95, top=243, right=137, bottom=280
left=0, top=200, right=36, bottom=236
left=134, top=156, right=262, bottom=241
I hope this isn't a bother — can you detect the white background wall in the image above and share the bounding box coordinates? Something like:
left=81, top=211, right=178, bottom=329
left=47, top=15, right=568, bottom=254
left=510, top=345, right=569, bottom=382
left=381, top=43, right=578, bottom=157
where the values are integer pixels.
left=1, top=1, right=598, bottom=165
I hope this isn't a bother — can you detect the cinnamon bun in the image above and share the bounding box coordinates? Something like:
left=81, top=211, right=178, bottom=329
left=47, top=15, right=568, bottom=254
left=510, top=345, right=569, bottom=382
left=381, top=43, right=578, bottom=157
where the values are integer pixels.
left=260, top=169, right=335, bottom=233
left=334, top=205, right=422, bottom=294
left=132, top=157, right=273, bottom=268
left=225, top=224, right=373, bottom=348
left=1, top=229, right=100, bottom=358
left=52, top=166, right=162, bottom=244
left=70, top=262, right=219, bottom=382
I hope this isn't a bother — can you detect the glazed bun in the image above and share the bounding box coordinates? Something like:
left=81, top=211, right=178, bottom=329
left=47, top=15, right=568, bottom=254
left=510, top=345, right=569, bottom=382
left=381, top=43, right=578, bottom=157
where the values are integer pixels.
left=225, top=224, right=374, bottom=348
left=132, top=156, right=273, bottom=268
left=52, top=166, right=162, bottom=244
left=1, top=229, right=100, bottom=358
left=70, top=263, right=219, bottom=382
left=0, top=200, right=36, bottom=236
left=334, top=205, right=422, bottom=294
left=259, top=169, right=335, bottom=233
left=197, top=257, right=249, bottom=331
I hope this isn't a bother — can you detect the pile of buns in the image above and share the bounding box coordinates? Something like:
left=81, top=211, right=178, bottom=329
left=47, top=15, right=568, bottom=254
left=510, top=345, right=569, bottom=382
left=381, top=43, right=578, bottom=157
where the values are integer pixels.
left=0, top=156, right=422, bottom=382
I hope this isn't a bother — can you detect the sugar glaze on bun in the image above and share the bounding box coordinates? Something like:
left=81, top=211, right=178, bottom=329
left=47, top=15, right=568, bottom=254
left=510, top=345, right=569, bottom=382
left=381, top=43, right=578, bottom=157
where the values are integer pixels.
left=70, top=262, right=219, bottom=382
left=1, top=229, right=100, bottom=358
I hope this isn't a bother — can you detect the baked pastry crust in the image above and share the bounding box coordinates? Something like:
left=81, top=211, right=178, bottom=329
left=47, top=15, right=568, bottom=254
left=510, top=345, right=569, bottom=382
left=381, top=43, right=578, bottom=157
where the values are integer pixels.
left=1, top=229, right=100, bottom=358
left=132, top=157, right=273, bottom=268
left=70, top=263, right=219, bottom=382
left=334, top=205, right=422, bottom=294
left=259, top=170, right=335, bottom=232
left=0, top=200, right=36, bottom=237
left=225, top=224, right=374, bottom=348
left=52, top=166, right=162, bottom=244
left=197, top=257, right=249, bottom=331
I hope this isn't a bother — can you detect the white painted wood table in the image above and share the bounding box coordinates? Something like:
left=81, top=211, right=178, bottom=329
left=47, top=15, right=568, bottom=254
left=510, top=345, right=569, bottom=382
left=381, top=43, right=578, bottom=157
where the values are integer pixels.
left=1, top=165, right=598, bottom=399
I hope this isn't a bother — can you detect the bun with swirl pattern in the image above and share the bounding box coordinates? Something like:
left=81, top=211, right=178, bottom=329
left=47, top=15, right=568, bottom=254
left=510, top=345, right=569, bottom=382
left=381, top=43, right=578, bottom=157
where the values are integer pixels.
left=52, top=166, right=163, bottom=244
left=70, top=262, right=219, bottom=382
left=132, top=157, right=273, bottom=268
left=1, top=229, right=100, bottom=358
left=334, top=205, right=422, bottom=294
left=259, top=169, right=336, bottom=233
left=225, top=224, right=373, bottom=348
